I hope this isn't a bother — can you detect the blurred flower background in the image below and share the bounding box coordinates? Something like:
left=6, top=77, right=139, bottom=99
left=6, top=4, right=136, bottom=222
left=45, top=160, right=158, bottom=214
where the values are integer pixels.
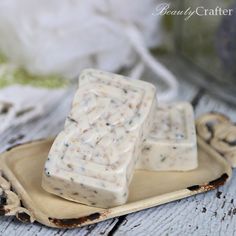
left=0, top=0, right=236, bottom=133
left=0, top=0, right=165, bottom=83
left=0, top=0, right=176, bottom=133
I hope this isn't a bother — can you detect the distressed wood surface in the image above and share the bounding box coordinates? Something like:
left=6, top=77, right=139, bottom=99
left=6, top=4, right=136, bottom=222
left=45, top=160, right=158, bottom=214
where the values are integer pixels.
left=112, top=92, right=236, bottom=236
left=1, top=72, right=236, bottom=235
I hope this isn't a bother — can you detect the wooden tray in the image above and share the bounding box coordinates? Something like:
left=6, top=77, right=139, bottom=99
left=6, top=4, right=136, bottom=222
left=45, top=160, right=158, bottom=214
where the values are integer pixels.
left=0, top=113, right=234, bottom=229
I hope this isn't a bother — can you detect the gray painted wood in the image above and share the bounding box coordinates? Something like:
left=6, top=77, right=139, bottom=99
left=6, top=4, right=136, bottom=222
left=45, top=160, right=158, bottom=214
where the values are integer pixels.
left=112, top=92, right=236, bottom=236
left=195, top=94, right=236, bottom=120
left=0, top=76, right=236, bottom=236
left=112, top=174, right=236, bottom=236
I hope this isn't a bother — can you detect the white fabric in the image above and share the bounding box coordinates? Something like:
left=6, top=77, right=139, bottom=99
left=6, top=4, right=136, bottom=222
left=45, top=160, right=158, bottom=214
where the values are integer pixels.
left=0, top=0, right=161, bottom=77
left=0, top=0, right=178, bottom=101
left=126, top=24, right=178, bottom=102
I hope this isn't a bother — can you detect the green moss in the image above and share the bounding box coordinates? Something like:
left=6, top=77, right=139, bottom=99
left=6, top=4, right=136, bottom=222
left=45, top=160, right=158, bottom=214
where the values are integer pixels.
left=0, top=54, right=7, bottom=63
left=163, top=15, right=173, bottom=31
left=0, top=65, right=68, bottom=89
left=0, top=79, right=9, bottom=88
left=12, top=68, right=68, bottom=88
left=151, top=47, right=169, bottom=56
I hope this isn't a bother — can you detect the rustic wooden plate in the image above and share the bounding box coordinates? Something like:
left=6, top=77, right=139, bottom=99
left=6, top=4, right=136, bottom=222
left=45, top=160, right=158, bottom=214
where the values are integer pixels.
left=0, top=133, right=232, bottom=228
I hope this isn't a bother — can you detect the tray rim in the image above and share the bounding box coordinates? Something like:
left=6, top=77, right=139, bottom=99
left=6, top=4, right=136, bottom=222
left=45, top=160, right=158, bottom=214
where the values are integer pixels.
left=0, top=136, right=232, bottom=228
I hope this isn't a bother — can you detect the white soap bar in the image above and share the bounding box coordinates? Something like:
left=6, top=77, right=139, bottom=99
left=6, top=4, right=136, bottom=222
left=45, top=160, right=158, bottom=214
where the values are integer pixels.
left=42, top=69, right=157, bottom=208
left=136, top=102, right=198, bottom=171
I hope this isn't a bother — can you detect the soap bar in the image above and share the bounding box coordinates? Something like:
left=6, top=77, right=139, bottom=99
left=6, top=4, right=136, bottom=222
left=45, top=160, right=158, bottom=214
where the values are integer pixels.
left=136, top=102, right=198, bottom=171
left=42, top=69, right=157, bottom=208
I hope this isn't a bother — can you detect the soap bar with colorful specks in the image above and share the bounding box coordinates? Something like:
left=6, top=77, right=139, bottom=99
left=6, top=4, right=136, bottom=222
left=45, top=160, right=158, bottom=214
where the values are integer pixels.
left=42, top=69, right=157, bottom=208
left=136, top=102, right=198, bottom=171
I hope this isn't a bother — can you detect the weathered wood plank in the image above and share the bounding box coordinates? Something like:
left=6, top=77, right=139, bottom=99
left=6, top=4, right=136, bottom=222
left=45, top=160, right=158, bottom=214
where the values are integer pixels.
left=195, top=94, right=236, bottom=120
left=0, top=218, right=118, bottom=236
left=111, top=92, right=236, bottom=236
left=111, top=172, right=236, bottom=236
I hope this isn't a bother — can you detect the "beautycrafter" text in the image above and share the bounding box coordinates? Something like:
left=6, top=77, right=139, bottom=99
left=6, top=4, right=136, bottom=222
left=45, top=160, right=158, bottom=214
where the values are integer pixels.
left=152, top=3, right=233, bottom=21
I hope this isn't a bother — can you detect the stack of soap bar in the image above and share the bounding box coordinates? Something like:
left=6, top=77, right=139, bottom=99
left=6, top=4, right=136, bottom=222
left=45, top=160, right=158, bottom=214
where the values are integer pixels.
left=42, top=69, right=157, bottom=208
left=136, top=102, right=198, bottom=171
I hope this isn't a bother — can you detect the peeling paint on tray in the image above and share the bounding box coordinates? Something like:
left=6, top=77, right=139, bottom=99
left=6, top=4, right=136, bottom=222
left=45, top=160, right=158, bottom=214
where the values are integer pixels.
left=187, top=173, right=229, bottom=192
left=49, top=212, right=103, bottom=228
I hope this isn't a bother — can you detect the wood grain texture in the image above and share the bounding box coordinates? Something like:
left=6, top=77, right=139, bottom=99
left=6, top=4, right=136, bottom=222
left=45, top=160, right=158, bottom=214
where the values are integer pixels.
left=195, top=94, right=236, bottom=120
left=111, top=91, right=236, bottom=236
left=0, top=217, right=118, bottom=236
left=0, top=76, right=235, bottom=236
left=111, top=175, right=236, bottom=236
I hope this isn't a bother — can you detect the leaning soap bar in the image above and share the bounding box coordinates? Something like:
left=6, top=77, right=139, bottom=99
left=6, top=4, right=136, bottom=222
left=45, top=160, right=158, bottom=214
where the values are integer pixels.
left=42, top=69, right=157, bottom=208
left=136, top=102, right=198, bottom=171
